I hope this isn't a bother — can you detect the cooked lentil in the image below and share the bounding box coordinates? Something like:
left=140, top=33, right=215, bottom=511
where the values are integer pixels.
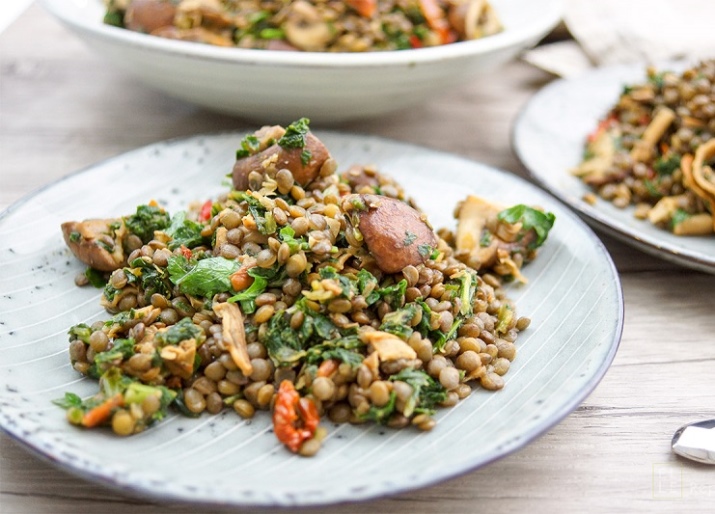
left=104, top=0, right=502, bottom=52
left=574, top=60, right=715, bottom=236
left=55, top=118, right=554, bottom=456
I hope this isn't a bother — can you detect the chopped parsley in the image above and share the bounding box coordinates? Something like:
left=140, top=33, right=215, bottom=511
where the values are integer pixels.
left=497, top=205, right=556, bottom=250
left=278, top=118, right=310, bottom=150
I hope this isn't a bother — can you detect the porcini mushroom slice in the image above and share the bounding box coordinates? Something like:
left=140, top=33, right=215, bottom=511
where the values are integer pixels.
left=360, top=331, right=417, bottom=361
left=343, top=194, right=438, bottom=274
left=61, top=218, right=126, bottom=272
left=630, top=107, right=676, bottom=162
left=213, top=302, right=253, bottom=377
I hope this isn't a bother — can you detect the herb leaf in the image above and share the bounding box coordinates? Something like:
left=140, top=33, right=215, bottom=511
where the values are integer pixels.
left=166, top=211, right=205, bottom=250
left=167, top=255, right=239, bottom=298
left=497, top=205, right=556, bottom=250
left=124, top=205, right=170, bottom=244
left=278, top=118, right=310, bottom=150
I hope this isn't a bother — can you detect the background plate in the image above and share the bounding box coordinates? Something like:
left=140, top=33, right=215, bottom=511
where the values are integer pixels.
left=0, top=133, right=622, bottom=507
left=513, top=62, right=715, bottom=274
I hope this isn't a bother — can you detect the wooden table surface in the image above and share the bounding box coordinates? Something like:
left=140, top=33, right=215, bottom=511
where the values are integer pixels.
left=2, top=5, right=714, bottom=513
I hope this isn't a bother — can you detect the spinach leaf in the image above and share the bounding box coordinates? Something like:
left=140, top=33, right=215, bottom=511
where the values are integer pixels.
left=84, top=268, right=107, bottom=288
left=390, top=368, right=447, bottom=417
left=361, top=392, right=397, bottom=424
left=167, top=255, right=239, bottom=298
left=52, top=392, right=83, bottom=410
left=93, top=338, right=136, bottom=369
left=155, top=318, right=205, bottom=346
left=126, top=257, right=173, bottom=303
left=234, top=192, right=276, bottom=235
left=68, top=323, right=92, bottom=344
left=654, top=154, right=681, bottom=176
left=380, top=304, right=418, bottom=340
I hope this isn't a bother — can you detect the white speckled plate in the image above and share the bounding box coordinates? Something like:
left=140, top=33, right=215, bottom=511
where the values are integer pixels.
left=0, top=133, right=622, bottom=507
left=513, top=62, right=715, bottom=274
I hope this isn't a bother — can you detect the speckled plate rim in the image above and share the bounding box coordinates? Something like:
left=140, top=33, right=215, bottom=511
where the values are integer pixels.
left=38, top=0, right=564, bottom=69
left=0, top=131, right=623, bottom=507
left=512, top=61, right=715, bottom=275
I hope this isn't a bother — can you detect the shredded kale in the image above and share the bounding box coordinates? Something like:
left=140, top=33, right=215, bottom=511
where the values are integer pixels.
left=390, top=368, right=447, bottom=417
left=125, top=257, right=173, bottom=303
left=155, top=318, right=205, bottom=346
left=124, top=205, right=170, bottom=244
left=235, top=192, right=276, bottom=235
left=165, top=211, right=206, bottom=250
left=361, top=392, right=397, bottom=424
left=497, top=205, right=556, bottom=250
left=380, top=304, right=418, bottom=340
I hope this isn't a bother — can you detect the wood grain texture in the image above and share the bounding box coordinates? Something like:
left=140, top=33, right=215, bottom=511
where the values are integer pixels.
left=1, top=5, right=714, bottom=513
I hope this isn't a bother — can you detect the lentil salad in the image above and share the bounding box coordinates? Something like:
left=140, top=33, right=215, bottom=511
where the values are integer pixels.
left=55, top=119, right=555, bottom=456
left=103, top=0, right=502, bottom=52
left=574, top=60, right=715, bottom=236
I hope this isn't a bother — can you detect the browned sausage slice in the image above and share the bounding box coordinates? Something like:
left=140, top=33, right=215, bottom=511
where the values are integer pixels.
left=232, top=132, right=330, bottom=191
left=343, top=194, right=438, bottom=274
left=125, top=0, right=177, bottom=34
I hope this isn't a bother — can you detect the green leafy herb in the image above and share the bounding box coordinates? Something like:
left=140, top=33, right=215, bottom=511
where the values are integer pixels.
left=300, top=148, right=312, bottom=166
left=376, top=279, right=407, bottom=310
left=278, top=225, right=309, bottom=253
left=69, top=231, right=81, bottom=243
left=361, top=392, right=397, bottom=424
left=228, top=266, right=282, bottom=313
left=454, top=269, right=477, bottom=317
left=155, top=318, right=205, bottom=346
left=84, top=268, right=107, bottom=288
left=380, top=304, right=417, bottom=339
left=124, top=383, right=177, bottom=422
left=124, top=205, right=170, bottom=244
left=235, top=134, right=260, bottom=159
left=258, top=27, right=285, bottom=40
left=103, top=10, right=124, bottom=28
left=68, top=323, right=92, bottom=344
left=417, top=243, right=439, bottom=259
left=126, top=257, right=173, bottom=302
left=165, top=211, right=205, bottom=250
left=403, top=231, right=417, bottom=246
left=278, top=118, right=310, bottom=150
left=479, top=230, right=492, bottom=248
left=433, top=319, right=462, bottom=353
left=305, top=335, right=364, bottom=368
left=318, top=266, right=356, bottom=299
left=670, top=208, right=691, bottom=229
left=497, top=204, right=556, bottom=250
left=93, top=338, right=136, bottom=368
left=643, top=179, right=663, bottom=199
left=389, top=369, right=447, bottom=417
left=357, top=269, right=380, bottom=305
left=648, top=72, right=666, bottom=89
left=167, top=255, right=239, bottom=298
left=235, top=192, right=276, bottom=235
left=495, top=304, right=514, bottom=334
left=654, top=154, right=681, bottom=176
left=52, top=392, right=83, bottom=410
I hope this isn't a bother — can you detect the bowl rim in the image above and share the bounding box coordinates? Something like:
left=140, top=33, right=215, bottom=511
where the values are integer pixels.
left=38, top=0, right=564, bottom=68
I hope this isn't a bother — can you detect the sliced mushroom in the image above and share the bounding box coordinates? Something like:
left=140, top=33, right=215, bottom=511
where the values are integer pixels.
left=360, top=331, right=417, bottom=361
left=213, top=302, right=253, bottom=377
left=160, top=339, right=197, bottom=379
left=448, top=0, right=502, bottom=40
left=175, top=0, right=234, bottom=28
left=672, top=213, right=714, bottom=236
left=630, top=107, right=676, bottom=162
left=681, top=149, right=715, bottom=230
left=342, top=194, right=438, bottom=274
left=232, top=131, right=330, bottom=191
left=151, top=25, right=233, bottom=46
left=572, top=127, right=621, bottom=186
left=125, top=0, right=177, bottom=34
left=283, top=1, right=334, bottom=52
left=61, top=218, right=126, bottom=272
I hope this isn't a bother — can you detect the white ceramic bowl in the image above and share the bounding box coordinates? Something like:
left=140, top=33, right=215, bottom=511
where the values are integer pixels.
left=39, top=0, right=563, bottom=124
